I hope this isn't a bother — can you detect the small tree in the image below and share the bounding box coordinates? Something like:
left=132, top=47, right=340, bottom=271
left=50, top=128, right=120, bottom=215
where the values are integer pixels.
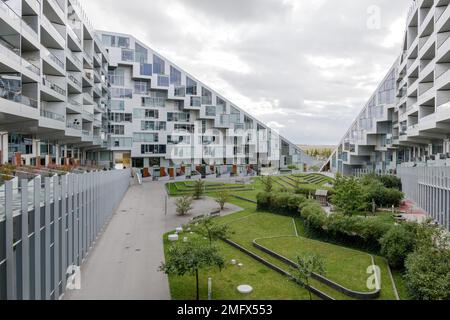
left=215, top=190, right=230, bottom=211
left=331, top=176, right=367, bottom=216
left=193, top=217, right=232, bottom=245
left=380, top=223, right=417, bottom=269
left=159, top=240, right=225, bottom=300
left=291, top=254, right=326, bottom=301
left=175, top=196, right=193, bottom=216
left=193, top=179, right=206, bottom=200
left=261, top=176, right=274, bottom=193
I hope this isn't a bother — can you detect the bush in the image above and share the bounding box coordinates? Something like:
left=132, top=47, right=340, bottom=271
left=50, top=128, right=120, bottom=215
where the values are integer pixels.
left=256, top=192, right=307, bottom=215
left=300, top=200, right=392, bottom=251
left=175, top=196, right=193, bottom=216
left=331, top=176, right=368, bottom=216
left=404, top=246, right=450, bottom=300
left=215, top=190, right=230, bottom=211
left=192, top=180, right=205, bottom=199
left=365, top=181, right=404, bottom=208
left=379, top=223, right=418, bottom=269
left=379, top=175, right=402, bottom=190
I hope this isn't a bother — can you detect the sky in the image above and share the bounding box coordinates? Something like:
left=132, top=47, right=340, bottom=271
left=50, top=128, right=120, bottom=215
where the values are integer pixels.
left=80, top=0, right=411, bottom=145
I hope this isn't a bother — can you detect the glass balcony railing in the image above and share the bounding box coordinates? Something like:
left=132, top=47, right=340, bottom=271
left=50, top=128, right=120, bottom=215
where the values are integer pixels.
left=40, top=109, right=65, bottom=122
left=66, top=122, right=81, bottom=130
left=42, top=77, right=66, bottom=96
left=42, top=47, right=65, bottom=70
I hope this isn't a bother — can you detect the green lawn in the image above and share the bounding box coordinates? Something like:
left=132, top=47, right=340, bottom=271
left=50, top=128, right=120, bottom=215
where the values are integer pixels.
left=163, top=175, right=403, bottom=300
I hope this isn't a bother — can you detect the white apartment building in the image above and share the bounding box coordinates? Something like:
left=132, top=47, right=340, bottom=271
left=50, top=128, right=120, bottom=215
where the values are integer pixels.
left=99, top=31, right=312, bottom=177
left=323, top=0, right=450, bottom=176
left=0, top=0, right=110, bottom=168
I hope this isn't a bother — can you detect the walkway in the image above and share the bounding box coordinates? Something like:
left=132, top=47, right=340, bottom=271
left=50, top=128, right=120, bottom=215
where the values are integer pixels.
left=63, top=180, right=242, bottom=300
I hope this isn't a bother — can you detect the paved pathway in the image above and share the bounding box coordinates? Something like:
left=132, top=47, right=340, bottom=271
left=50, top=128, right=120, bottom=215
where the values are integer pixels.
left=64, top=181, right=242, bottom=300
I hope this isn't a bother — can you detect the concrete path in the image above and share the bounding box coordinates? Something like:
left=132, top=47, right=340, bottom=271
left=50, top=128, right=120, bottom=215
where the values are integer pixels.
left=64, top=181, right=242, bottom=300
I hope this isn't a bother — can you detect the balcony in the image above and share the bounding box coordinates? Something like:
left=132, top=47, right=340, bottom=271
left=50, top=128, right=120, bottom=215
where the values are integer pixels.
left=40, top=109, right=65, bottom=122
left=66, top=49, right=83, bottom=70
left=41, top=46, right=65, bottom=73
left=41, top=14, right=65, bottom=49
left=67, top=72, right=82, bottom=91
left=42, top=77, right=66, bottom=98
left=82, top=130, right=93, bottom=142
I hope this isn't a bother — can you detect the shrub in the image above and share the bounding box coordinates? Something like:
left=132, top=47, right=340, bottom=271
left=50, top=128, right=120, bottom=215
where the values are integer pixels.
left=380, top=223, right=418, bottom=269
left=260, top=176, right=274, bottom=193
left=365, top=181, right=404, bottom=208
left=175, top=196, right=193, bottom=216
left=256, top=192, right=307, bottom=215
left=379, top=175, right=402, bottom=190
left=192, top=180, right=205, bottom=200
left=215, top=190, right=230, bottom=211
left=331, top=176, right=368, bottom=216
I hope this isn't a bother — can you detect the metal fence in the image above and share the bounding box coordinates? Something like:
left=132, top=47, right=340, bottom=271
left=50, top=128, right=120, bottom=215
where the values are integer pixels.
left=397, top=166, right=450, bottom=232
left=0, top=169, right=130, bottom=300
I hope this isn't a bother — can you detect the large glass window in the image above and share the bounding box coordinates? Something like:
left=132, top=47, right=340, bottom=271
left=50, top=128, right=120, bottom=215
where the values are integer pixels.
left=135, top=43, right=148, bottom=64
left=102, top=35, right=115, bottom=47
left=190, top=96, right=201, bottom=107
left=141, top=121, right=166, bottom=131
left=157, top=75, right=169, bottom=87
left=111, top=88, right=133, bottom=99
left=170, top=66, right=182, bottom=85
left=167, top=112, right=190, bottom=122
left=153, top=55, right=165, bottom=75
left=133, top=109, right=159, bottom=119
left=167, top=135, right=191, bottom=145
left=134, top=81, right=150, bottom=95
left=174, top=124, right=195, bottom=134
left=108, top=68, right=125, bottom=86
left=110, top=100, right=125, bottom=111
left=117, top=36, right=130, bottom=48
left=202, top=87, right=212, bottom=105
left=133, top=133, right=159, bottom=143
left=141, top=145, right=166, bottom=155
left=107, top=125, right=125, bottom=135
left=140, top=63, right=152, bottom=76
left=121, top=49, right=134, bottom=62
left=109, top=113, right=132, bottom=123
left=186, top=77, right=197, bottom=95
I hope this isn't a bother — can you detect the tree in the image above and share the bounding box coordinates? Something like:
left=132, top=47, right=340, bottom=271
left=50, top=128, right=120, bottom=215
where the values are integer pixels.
left=193, top=179, right=206, bottom=200
left=380, top=223, right=418, bottom=269
left=175, top=196, right=193, bottom=216
left=193, top=217, right=232, bottom=245
left=261, top=176, right=274, bottom=193
left=331, top=176, right=367, bottom=216
left=291, top=254, right=326, bottom=301
left=215, top=190, right=230, bottom=211
left=159, top=240, right=225, bottom=300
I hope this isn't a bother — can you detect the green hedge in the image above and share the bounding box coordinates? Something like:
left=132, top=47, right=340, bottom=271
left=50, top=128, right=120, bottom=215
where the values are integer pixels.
left=257, top=192, right=308, bottom=215
left=300, top=200, right=392, bottom=251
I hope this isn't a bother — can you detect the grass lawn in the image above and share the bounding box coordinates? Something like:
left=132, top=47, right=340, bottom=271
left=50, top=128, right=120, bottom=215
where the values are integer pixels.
left=163, top=175, right=402, bottom=300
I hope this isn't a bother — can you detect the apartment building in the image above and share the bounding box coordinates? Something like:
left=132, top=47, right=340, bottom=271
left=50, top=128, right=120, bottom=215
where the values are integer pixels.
left=323, top=0, right=450, bottom=176
left=99, top=31, right=312, bottom=177
left=0, top=0, right=110, bottom=168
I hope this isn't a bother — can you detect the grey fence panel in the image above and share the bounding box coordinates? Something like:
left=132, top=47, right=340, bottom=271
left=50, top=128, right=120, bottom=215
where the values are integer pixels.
left=33, top=177, right=41, bottom=300
left=398, top=166, right=450, bottom=232
left=21, top=179, right=30, bottom=300
left=0, top=169, right=130, bottom=300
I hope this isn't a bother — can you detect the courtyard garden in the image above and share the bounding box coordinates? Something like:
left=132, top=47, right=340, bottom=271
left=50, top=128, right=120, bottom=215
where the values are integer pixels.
left=163, top=173, right=450, bottom=300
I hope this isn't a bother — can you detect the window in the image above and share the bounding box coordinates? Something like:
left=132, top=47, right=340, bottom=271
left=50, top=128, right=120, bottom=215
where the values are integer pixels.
left=109, top=137, right=132, bottom=148
left=174, top=124, right=195, bottom=134
left=140, top=63, right=152, bottom=76
left=111, top=88, right=133, bottom=99
left=202, top=87, right=212, bottom=105
left=167, top=135, right=191, bottom=145
left=170, top=66, right=182, bottom=85
left=167, top=112, right=190, bottom=122
left=153, top=55, right=165, bottom=75
left=108, top=125, right=125, bottom=135
left=135, top=43, right=148, bottom=63
left=217, top=97, right=226, bottom=114
left=141, top=121, right=166, bottom=131
left=133, top=133, right=159, bottom=143
left=110, top=100, right=125, bottom=111
left=108, top=68, right=125, bottom=86
left=109, top=113, right=132, bottom=123
left=121, top=49, right=134, bottom=62
left=142, top=96, right=165, bottom=108
left=174, top=86, right=186, bottom=97
left=134, top=81, right=149, bottom=95
left=190, top=96, right=201, bottom=107
left=133, top=109, right=159, bottom=119
left=141, top=145, right=166, bottom=154
left=186, top=77, right=197, bottom=95
left=117, top=36, right=130, bottom=48
left=102, top=35, right=115, bottom=47
left=205, top=106, right=216, bottom=117
left=157, top=75, right=169, bottom=87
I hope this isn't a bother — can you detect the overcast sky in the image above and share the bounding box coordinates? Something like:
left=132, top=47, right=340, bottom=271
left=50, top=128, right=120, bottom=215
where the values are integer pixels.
left=80, top=0, right=411, bottom=145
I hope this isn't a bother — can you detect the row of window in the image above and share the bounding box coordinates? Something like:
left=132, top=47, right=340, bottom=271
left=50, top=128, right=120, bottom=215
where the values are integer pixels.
left=141, top=144, right=167, bottom=154
left=167, top=112, right=190, bottom=122
left=109, top=113, right=133, bottom=123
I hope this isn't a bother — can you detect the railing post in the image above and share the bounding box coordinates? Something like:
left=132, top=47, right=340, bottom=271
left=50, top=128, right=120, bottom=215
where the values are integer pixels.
left=53, top=175, right=60, bottom=300
left=33, top=176, right=41, bottom=300
left=5, top=180, right=15, bottom=300
left=68, top=174, right=73, bottom=268
left=61, top=174, right=68, bottom=291
left=21, top=179, right=30, bottom=300
left=44, top=177, right=51, bottom=300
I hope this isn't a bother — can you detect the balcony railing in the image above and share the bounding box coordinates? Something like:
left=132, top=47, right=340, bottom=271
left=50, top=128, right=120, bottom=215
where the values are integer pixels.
left=42, top=47, right=65, bottom=70
left=40, top=109, right=65, bottom=122
left=66, top=122, right=81, bottom=130
left=42, top=77, right=66, bottom=96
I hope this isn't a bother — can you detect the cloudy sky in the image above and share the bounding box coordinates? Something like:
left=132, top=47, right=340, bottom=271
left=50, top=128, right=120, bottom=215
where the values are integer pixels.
left=80, top=0, right=411, bottom=145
